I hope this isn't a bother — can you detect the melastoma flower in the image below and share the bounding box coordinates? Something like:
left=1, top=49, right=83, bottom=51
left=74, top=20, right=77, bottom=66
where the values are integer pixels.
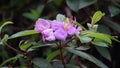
left=51, top=18, right=81, bottom=41
left=34, top=18, right=55, bottom=42
left=34, top=17, right=82, bottom=41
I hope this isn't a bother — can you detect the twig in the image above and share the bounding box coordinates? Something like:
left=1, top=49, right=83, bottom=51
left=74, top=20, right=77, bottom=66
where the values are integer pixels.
left=59, top=41, right=66, bottom=68
left=5, top=43, right=22, bottom=54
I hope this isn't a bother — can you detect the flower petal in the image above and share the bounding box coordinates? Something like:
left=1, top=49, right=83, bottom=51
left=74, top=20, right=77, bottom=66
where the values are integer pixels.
left=42, top=29, right=55, bottom=42
left=54, top=28, right=67, bottom=41
left=75, top=27, right=82, bottom=34
left=34, top=18, right=50, bottom=33
left=50, top=20, right=63, bottom=31
left=67, top=25, right=76, bottom=35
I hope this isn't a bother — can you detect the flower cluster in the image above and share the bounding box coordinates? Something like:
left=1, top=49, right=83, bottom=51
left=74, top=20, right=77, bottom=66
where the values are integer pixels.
left=34, top=17, right=81, bottom=42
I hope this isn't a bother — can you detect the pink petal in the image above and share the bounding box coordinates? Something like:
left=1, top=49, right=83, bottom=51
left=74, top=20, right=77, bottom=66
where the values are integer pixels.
left=42, top=29, right=55, bottom=42
left=75, top=27, right=82, bottom=34
left=50, top=20, right=63, bottom=31
left=34, top=18, right=50, bottom=33
left=67, top=25, right=76, bottom=35
left=54, top=28, right=67, bottom=41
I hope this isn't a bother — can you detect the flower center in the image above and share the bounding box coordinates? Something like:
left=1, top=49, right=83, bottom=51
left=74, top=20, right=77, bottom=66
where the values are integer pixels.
left=64, top=18, right=70, bottom=30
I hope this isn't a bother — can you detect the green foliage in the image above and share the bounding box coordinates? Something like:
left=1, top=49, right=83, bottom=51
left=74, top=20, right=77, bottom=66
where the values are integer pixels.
left=92, top=39, right=108, bottom=47
left=23, top=5, right=44, bottom=21
left=56, top=14, right=66, bottom=22
left=77, top=35, right=92, bottom=43
left=91, top=11, right=105, bottom=24
left=32, top=58, right=53, bottom=68
left=66, top=0, right=97, bottom=12
left=95, top=46, right=111, bottom=61
left=0, top=21, right=13, bottom=34
left=0, top=0, right=119, bottom=68
left=65, top=47, right=108, bottom=68
left=1, top=34, right=9, bottom=44
left=85, top=32, right=112, bottom=44
left=46, top=50, right=61, bottom=62
left=19, top=42, right=33, bottom=51
left=108, top=5, right=120, bottom=17
left=9, top=30, right=38, bottom=39
left=75, top=46, right=90, bottom=51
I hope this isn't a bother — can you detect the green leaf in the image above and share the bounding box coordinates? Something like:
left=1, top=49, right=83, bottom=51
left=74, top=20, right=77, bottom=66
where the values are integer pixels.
left=92, top=40, right=108, bottom=47
left=56, top=14, right=66, bottom=22
left=103, top=17, right=120, bottom=33
left=95, top=46, right=111, bottom=61
left=77, top=35, right=92, bottom=43
left=108, top=35, right=120, bottom=42
left=46, top=50, right=61, bottom=62
left=75, top=46, right=90, bottom=51
left=1, top=34, right=9, bottom=44
left=52, top=62, right=64, bottom=68
left=37, top=5, right=44, bottom=16
left=66, top=0, right=96, bottom=12
left=85, top=32, right=112, bottom=44
left=9, top=30, right=38, bottom=39
left=30, top=9, right=39, bottom=20
left=108, top=5, right=120, bottom=17
left=23, top=13, right=35, bottom=21
left=92, top=11, right=105, bottom=24
left=32, top=58, right=53, bottom=68
left=19, top=42, right=32, bottom=51
left=0, top=21, right=13, bottom=34
left=65, top=47, right=108, bottom=68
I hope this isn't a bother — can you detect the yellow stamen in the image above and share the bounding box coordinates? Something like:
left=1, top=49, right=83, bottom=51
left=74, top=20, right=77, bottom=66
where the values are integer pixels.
left=64, top=18, right=70, bottom=30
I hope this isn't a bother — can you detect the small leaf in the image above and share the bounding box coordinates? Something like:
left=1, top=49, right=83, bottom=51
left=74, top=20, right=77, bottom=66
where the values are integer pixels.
left=37, top=5, right=44, bottom=16
left=65, top=47, right=108, bottom=68
left=77, top=35, right=92, bottom=43
left=75, top=46, right=90, bottom=51
left=108, top=5, right=120, bottom=17
left=46, top=50, right=61, bottom=62
left=92, top=11, right=105, bottom=24
left=92, top=40, right=108, bottom=47
left=32, top=58, right=53, bottom=68
left=56, top=14, right=66, bottom=22
left=9, top=30, right=38, bottom=39
left=19, top=42, right=32, bottom=51
left=30, top=9, right=39, bottom=20
left=0, top=21, right=13, bottom=34
left=85, top=32, right=112, bottom=44
left=1, top=34, right=9, bottom=44
left=23, top=13, right=35, bottom=21
left=95, top=46, right=111, bottom=61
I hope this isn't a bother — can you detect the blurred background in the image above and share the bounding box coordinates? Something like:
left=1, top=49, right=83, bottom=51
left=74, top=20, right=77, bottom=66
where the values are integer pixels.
left=0, top=0, right=120, bottom=68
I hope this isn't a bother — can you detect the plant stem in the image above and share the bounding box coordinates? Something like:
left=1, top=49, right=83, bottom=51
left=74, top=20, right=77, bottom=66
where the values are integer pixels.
left=5, top=43, right=22, bottom=54
left=0, top=55, right=23, bottom=67
left=59, top=42, right=66, bottom=68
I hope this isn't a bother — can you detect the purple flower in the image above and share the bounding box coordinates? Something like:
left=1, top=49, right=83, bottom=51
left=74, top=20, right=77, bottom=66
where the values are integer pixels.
left=34, top=17, right=82, bottom=42
left=34, top=18, right=50, bottom=33
left=52, top=18, right=81, bottom=41
left=42, top=29, right=55, bottom=42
